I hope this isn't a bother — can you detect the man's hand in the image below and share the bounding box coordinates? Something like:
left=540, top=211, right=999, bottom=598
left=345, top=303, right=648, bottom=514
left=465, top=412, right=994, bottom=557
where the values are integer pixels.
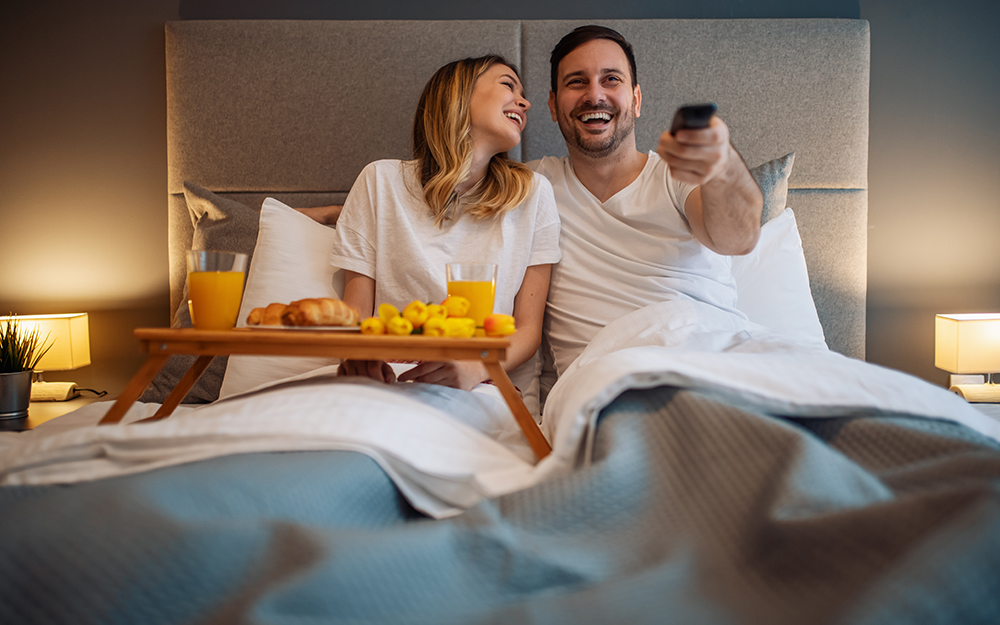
left=295, top=205, right=343, bottom=226
left=396, top=360, right=489, bottom=391
left=338, top=359, right=396, bottom=383
left=660, top=114, right=763, bottom=256
left=656, top=116, right=731, bottom=186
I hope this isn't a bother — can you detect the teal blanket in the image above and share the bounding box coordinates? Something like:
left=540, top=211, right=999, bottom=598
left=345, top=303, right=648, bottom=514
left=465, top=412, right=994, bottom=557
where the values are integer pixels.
left=2, top=388, right=999, bottom=624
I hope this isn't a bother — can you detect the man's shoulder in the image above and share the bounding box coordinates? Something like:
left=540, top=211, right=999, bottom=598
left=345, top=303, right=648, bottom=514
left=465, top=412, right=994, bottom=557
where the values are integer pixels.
left=525, top=155, right=570, bottom=178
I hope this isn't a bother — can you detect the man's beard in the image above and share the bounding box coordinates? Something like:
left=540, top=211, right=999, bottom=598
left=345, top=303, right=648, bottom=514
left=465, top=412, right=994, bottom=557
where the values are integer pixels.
left=556, top=102, right=635, bottom=158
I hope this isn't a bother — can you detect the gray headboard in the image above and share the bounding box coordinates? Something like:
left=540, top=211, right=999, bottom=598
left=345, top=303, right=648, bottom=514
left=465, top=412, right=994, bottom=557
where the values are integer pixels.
left=166, top=19, right=869, bottom=358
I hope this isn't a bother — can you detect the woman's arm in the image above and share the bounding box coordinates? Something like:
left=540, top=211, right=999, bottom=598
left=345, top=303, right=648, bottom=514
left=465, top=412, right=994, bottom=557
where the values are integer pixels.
left=502, top=263, right=551, bottom=373
left=339, top=270, right=395, bottom=383
left=342, top=270, right=375, bottom=318
left=396, top=264, right=552, bottom=390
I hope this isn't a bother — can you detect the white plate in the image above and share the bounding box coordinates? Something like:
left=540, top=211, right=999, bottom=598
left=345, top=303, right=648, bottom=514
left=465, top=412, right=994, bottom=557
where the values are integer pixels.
left=244, top=325, right=361, bottom=332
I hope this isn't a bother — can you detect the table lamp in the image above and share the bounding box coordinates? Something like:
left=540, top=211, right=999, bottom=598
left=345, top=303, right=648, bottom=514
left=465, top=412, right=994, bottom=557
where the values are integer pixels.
left=935, top=313, right=1000, bottom=402
left=0, top=313, right=91, bottom=401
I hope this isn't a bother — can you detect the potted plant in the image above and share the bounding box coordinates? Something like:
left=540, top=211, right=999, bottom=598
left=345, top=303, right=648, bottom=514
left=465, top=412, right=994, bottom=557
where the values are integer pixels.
left=1, top=315, right=53, bottom=422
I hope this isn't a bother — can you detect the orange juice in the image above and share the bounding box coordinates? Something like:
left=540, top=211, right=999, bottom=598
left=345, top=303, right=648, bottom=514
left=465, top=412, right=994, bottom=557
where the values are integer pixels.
left=447, top=280, right=495, bottom=328
left=187, top=271, right=245, bottom=330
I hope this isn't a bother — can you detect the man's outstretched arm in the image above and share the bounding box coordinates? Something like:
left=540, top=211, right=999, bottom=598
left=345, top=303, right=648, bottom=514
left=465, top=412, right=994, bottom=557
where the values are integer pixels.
left=657, top=116, right=763, bottom=255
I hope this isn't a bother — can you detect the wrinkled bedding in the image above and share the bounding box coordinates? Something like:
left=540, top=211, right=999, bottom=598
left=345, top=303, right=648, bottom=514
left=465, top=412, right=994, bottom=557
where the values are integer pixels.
left=2, top=388, right=998, bottom=624
left=2, top=301, right=995, bottom=517
left=2, top=300, right=999, bottom=623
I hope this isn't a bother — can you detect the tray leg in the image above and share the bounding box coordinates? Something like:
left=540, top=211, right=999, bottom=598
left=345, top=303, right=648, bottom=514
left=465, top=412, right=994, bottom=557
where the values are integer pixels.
left=138, top=355, right=216, bottom=423
left=99, top=354, right=170, bottom=425
left=484, top=362, right=551, bottom=460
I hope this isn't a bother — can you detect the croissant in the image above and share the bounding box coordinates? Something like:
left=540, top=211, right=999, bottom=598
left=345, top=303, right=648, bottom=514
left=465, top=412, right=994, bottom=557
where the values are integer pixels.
left=246, top=298, right=360, bottom=327
left=283, top=298, right=360, bottom=326
left=246, top=302, right=292, bottom=326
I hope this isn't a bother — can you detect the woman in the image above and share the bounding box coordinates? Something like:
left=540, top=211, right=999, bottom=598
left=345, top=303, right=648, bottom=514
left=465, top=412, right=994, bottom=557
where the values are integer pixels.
left=330, top=55, right=561, bottom=398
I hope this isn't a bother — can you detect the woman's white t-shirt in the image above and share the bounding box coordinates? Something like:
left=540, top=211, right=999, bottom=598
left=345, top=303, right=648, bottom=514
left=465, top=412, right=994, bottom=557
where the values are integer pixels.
left=330, top=159, right=562, bottom=409
left=331, top=159, right=561, bottom=315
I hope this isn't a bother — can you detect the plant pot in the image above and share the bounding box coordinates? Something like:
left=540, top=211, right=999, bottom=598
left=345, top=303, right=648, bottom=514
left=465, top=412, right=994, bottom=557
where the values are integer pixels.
left=0, top=369, right=33, bottom=421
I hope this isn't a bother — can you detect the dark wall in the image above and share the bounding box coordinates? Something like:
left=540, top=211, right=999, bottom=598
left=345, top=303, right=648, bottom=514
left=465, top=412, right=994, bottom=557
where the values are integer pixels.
left=862, top=0, right=1000, bottom=387
left=4, top=0, right=999, bottom=396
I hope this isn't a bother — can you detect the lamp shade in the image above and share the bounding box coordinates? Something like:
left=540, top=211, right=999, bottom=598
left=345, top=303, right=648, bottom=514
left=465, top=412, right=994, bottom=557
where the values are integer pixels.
left=935, top=313, right=1000, bottom=374
left=0, top=313, right=91, bottom=372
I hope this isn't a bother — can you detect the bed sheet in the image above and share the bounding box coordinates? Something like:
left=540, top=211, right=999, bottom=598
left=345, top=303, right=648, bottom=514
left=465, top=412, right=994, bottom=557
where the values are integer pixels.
left=2, top=300, right=998, bottom=523
left=2, top=386, right=998, bottom=624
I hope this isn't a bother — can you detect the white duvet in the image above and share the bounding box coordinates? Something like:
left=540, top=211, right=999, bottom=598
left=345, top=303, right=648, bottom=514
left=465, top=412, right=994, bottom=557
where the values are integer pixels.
left=2, top=300, right=998, bottom=519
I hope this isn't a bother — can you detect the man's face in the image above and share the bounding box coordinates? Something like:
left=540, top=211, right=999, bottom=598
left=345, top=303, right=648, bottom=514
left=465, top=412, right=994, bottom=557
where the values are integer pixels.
left=549, top=38, right=641, bottom=159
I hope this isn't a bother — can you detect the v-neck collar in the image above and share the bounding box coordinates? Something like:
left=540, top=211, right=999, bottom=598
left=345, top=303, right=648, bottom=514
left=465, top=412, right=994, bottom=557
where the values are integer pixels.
left=567, top=150, right=653, bottom=207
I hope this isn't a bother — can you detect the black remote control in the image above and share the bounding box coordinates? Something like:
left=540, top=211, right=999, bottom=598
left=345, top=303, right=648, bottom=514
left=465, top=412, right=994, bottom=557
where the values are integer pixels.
left=670, top=103, right=718, bottom=135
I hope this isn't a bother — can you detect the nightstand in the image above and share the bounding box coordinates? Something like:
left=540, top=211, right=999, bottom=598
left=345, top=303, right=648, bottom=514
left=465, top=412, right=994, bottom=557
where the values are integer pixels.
left=0, top=395, right=104, bottom=431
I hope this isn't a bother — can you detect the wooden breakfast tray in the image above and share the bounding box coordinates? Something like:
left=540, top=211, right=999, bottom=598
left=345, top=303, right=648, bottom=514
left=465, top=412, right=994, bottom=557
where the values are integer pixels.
left=99, top=327, right=551, bottom=460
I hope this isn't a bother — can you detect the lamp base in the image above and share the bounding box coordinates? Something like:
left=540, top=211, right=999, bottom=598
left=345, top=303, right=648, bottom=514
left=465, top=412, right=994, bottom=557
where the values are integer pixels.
left=949, top=383, right=1000, bottom=403
left=31, top=381, right=80, bottom=402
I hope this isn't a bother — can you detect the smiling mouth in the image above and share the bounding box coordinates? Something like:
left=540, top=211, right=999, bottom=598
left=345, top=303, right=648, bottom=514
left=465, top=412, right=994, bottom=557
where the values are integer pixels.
left=578, top=111, right=612, bottom=125
left=504, top=111, right=523, bottom=127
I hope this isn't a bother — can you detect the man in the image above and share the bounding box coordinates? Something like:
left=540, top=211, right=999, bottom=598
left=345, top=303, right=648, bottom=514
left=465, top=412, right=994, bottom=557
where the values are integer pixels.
left=530, top=25, right=763, bottom=376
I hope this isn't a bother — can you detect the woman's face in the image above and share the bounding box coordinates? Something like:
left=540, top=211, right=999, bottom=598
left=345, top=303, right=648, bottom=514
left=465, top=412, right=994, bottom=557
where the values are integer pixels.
left=468, top=63, right=530, bottom=157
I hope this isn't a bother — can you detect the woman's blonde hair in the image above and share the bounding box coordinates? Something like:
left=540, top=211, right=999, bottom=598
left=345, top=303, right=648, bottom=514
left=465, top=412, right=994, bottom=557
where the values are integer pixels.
left=412, top=55, right=534, bottom=227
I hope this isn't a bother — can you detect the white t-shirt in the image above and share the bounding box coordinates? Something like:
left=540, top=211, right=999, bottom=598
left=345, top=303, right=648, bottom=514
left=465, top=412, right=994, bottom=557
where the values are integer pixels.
left=531, top=151, right=739, bottom=376
left=331, top=159, right=561, bottom=315
left=330, top=159, right=562, bottom=408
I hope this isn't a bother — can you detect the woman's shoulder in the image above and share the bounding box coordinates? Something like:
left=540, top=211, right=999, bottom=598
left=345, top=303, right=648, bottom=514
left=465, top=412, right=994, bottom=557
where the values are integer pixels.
left=529, top=168, right=553, bottom=186
left=361, top=158, right=412, bottom=176
left=355, top=159, right=421, bottom=190
left=502, top=168, right=557, bottom=223
left=524, top=168, right=556, bottom=200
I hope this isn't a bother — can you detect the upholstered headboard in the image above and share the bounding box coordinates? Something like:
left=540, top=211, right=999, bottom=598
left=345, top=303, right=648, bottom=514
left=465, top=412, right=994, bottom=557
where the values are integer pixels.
left=166, top=19, right=869, bottom=358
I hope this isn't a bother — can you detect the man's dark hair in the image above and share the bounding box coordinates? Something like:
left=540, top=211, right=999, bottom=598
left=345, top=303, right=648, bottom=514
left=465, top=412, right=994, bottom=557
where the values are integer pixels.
left=549, top=25, right=638, bottom=93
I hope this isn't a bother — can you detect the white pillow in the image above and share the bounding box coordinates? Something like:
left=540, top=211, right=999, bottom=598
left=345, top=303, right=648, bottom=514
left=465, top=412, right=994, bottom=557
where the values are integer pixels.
left=730, top=207, right=827, bottom=347
left=219, top=198, right=345, bottom=398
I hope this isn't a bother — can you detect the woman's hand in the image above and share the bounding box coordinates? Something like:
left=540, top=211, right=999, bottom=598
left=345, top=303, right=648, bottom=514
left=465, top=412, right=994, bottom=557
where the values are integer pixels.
left=396, top=360, right=488, bottom=391
left=338, top=359, right=397, bottom=384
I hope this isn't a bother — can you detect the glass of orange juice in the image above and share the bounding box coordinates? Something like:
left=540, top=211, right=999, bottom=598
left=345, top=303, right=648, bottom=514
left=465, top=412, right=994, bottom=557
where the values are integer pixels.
left=446, top=263, right=497, bottom=335
left=186, top=250, right=248, bottom=330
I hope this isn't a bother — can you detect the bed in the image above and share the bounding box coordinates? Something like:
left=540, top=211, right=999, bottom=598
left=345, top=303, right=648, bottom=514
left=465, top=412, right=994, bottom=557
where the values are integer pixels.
left=3, top=19, right=1000, bottom=624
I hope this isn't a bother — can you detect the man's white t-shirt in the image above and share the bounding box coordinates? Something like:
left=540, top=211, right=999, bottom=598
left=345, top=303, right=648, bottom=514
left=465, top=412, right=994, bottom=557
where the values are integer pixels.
left=330, top=159, right=562, bottom=405
left=531, top=151, right=740, bottom=376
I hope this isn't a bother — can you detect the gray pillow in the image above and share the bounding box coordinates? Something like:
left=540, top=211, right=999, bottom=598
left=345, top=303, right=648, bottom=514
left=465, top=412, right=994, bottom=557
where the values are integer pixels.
left=749, top=152, right=795, bottom=225
left=140, top=182, right=260, bottom=404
